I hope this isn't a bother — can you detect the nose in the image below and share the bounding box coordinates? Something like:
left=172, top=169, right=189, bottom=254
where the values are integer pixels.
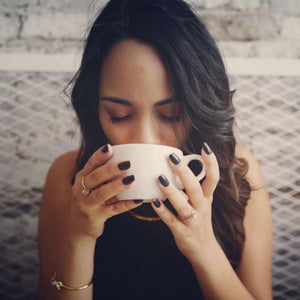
left=130, top=117, right=160, bottom=144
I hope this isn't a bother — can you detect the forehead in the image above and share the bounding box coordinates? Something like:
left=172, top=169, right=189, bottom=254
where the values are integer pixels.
left=99, top=39, right=172, bottom=106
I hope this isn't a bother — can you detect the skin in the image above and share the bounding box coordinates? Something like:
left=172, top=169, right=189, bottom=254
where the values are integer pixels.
left=98, top=39, right=185, bottom=146
left=37, top=39, right=272, bottom=300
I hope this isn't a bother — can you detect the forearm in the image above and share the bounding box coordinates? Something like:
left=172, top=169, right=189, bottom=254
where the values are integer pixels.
left=190, top=239, right=255, bottom=300
left=51, top=237, right=96, bottom=300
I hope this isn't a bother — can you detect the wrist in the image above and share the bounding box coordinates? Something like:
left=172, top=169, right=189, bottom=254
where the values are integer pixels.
left=55, top=234, right=96, bottom=294
left=66, top=233, right=97, bottom=254
left=187, top=235, right=221, bottom=267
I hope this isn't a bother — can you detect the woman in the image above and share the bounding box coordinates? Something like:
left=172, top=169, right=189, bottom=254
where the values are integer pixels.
left=37, top=0, right=273, bottom=299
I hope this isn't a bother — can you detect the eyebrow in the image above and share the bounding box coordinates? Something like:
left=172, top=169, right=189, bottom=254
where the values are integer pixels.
left=100, top=97, right=174, bottom=107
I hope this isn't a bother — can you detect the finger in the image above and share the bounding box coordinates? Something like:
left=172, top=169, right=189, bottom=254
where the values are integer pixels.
left=104, top=196, right=121, bottom=205
left=157, top=174, right=195, bottom=219
left=179, top=190, right=189, bottom=201
left=89, top=175, right=135, bottom=205
left=200, top=143, right=219, bottom=200
left=168, top=152, right=203, bottom=210
left=151, top=199, right=184, bottom=232
left=102, top=199, right=143, bottom=219
left=80, top=144, right=112, bottom=176
left=84, top=160, right=131, bottom=190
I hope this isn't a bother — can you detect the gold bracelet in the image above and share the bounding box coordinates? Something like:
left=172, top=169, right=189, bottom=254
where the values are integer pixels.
left=51, top=272, right=93, bottom=291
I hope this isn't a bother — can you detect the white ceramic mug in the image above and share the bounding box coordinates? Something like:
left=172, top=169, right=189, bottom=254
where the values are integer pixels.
left=107, top=144, right=206, bottom=202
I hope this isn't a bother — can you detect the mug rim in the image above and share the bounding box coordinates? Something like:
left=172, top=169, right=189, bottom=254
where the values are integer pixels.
left=111, top=143, right=182, bottom=152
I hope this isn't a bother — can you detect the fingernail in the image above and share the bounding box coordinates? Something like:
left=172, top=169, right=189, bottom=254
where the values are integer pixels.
left=102, top=144, right=109, bottom=153
left=118, top=161, right=131, bottom=170
left=122, top=175, right=135, bottom=185
left=203, top=142, right=212, bottom=155
left=169, top=152, right=181, bottom=165
left=153, top=199, right=161, bottom=208
left=158, top=175, right=169, bottom=187
left=134, top=199, right=143, bottom=204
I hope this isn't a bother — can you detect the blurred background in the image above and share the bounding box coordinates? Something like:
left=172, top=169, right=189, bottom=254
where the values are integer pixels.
left=0, top=0, right=299, bottom=299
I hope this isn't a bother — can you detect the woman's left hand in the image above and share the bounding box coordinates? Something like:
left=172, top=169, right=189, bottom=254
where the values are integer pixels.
left=151, top=143, right=220, bottom=263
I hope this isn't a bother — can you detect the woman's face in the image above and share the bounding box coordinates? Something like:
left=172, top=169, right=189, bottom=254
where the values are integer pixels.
left=98, top=39, right=187, bottom=147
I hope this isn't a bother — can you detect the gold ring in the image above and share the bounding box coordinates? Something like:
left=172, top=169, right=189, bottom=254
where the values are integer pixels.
left=81, top=176, right=91, bottom=196
left=179, top=209, right=198, bottom=222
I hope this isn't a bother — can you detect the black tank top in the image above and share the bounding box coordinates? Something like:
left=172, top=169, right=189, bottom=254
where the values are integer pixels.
left=93, top=203, right=204, bottom=300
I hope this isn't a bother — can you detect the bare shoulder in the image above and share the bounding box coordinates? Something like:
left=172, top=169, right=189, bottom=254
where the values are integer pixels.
left=38, top=150, right=79, bottom=297
left=39, top=149, right=79, bottom=236
left=46, top=150, right=78, bottom=184
left=39, top=149, right=79, bottom=235
left=40, top=150, right=78, bottom=211
left=235, top=144, right=265, bottom=189
left=234, top=143, right=270, bottom=211
left=234, top=149, right=273, bottom=299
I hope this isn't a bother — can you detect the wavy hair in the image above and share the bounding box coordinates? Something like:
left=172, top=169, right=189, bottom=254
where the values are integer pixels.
left=70, top=0, right=251, bottom=268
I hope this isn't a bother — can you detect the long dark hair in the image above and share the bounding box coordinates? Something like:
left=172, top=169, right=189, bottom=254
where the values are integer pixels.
left=70, top=0, right=251, bottom=269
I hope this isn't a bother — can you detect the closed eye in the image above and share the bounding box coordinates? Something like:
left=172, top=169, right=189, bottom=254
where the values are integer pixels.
left=159, top=114, right=181, bottom=122
left=109, top=115, right=132, bottom=123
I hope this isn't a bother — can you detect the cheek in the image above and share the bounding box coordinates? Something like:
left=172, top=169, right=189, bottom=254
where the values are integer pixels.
left=178, top=121, right=189, bottom=141
left=167, top=122, right=189, bottom=147
left=99, top=112, right=112, bottom=141
left=158, top=123, right=183, bottom=147
left=99, top=115, right=129, bottom=145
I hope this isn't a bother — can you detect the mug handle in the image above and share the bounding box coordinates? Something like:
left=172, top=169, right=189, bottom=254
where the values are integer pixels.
left=161, top=154, right=206, bottom=201
left=182, top=154, right=206, bottom=182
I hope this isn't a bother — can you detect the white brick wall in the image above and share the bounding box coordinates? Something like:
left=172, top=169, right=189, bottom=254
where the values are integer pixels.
left=0, top=0, right=300, bottom=57
left=22, top=8, right=87, bottom=39
left=0, top=13, right=19, bottom=40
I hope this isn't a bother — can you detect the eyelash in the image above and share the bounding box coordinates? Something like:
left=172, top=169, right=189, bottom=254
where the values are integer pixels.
left=109, top=114, right=181, bottom=124
left=159, top=114, right=181, bottom=122
left=109, top=115, right=132, bottom=123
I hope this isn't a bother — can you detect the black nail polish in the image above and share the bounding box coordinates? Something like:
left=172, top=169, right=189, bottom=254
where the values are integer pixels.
left=134, top=199, right=143, bottom=204
left=203, top=142, right=212, bottom=155
left=102, top=144, right=109, bottom=153
left=169, top=152, right=181, bottom=165
left=118, top=161, right=131, bottom=170
left=158, top=175, right=169, bottom=187
left=122, top=175, right=135, bottom=185
left=153, top=199, right=161, bottom=208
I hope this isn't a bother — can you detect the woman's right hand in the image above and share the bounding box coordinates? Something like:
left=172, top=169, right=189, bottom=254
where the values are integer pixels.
left=69, top=144, right=142, bottom=242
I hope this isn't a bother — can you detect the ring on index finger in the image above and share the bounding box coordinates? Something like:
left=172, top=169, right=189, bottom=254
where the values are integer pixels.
left=81, top=176, right=92, bottom=196
left=178, top=208, right=198, bottom=222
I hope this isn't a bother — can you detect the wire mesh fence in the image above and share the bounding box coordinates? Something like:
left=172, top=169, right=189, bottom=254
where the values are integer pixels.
left=0, top=62, right=299, bottom=299
left=0, top=71, right=79, bottom=300
left=232, top=75, right=300, bottom=299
